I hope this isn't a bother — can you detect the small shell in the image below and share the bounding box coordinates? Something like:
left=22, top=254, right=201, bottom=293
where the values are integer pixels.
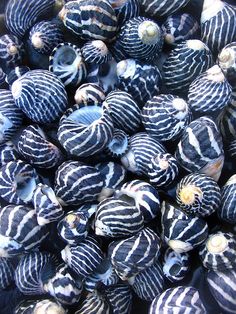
left=15, top=299, right=67, bottom=314
left=74, top=83, right=105, bottom=105
left=218, top=100, right=236, bottom=141
left=0, top=141, right=19, bottom=167
left=75, top=291, right=111, bottom=314
left=218, top=175, right=236, bottom=223
left=0, top=257, right=15, bottom=289
left=217, top=41, right=236, bottom=86
left=105, top=128, right=129, bottom=158
left=6, top=66, right=30, bottom=86
left=0, top=34, right=24, bottom=68
left=103, top=284, right=132, bottom=314
left=82, top=40, right=112, bottom=64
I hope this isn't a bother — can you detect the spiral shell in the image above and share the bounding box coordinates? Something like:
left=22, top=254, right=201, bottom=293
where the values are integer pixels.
left=6, top=66, right=30, bottom=86
left=106, top=128, right=129, bottom=158
left=218, top=42, right=236, bottom=85
left=74, top=83, right=105, bottom=105
left=0, top=34, right=24, bottom=68
left=229, top=140, right=236, bottom=159
left=0, top=257, right=15, bottom=289
left=82, top=40, right=112, bottom=65
left=218, top=175, right=236, bottom=223
left=0, top=141, right=19, bottom=167
left=104, top=284, right=132, bottom=314
left=110, top=0, right=139, bottom=26
left=75, top=291, right=111, bottom=314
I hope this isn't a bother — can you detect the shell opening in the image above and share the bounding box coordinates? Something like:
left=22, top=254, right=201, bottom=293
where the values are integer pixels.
left=15, top=174, right=37, bottom=203
left=53, top=45, right=82, bottom=72
left=31, top=32, right=44, bottom=49
left=107, top=133, right=129, bottom=156
left=206, top=234, right=228, bottom=253
left=138, top=21, right=160, bottom=45
left=179, top=185, right=203, bottom=206
left=68, top=106, right=102, bottom=125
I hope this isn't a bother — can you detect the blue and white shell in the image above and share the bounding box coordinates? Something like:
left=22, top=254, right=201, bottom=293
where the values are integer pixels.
left=75, top=291, right=111, bottom=314
left=105, top=128, right=129, bottom=158
left=104, top=284, right=132, bottom=314
left=74, top=83, right=106, bottom=105
left=218, top=175, right=236, bottom=223
left=82, top=40, right=112, bottom=65
left=6, top=66, right=30, bottom=86
left=0, top=141, right=19, bottom=167
left=109, top=0, right=140, bottom=26
left=0, top=34, right=24, bottom=68
left=0, top=257, right=15, bottom=289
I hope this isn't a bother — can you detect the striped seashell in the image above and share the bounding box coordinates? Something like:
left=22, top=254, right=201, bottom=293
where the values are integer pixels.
left=15, top=299, right=67, bottom=314
left=129, top=260, right=164, bottom=302
left=0, top=141, right=19, bottom=166
left=108, top=227, right=161, bottom=280
left=82, top=40, right=112, bottom=65
left=218, top=100, right=236, bottom=141
left=161, top=201, right=208, bottom=253
left=59, top=0, right=117, bottom=42
left=18, top=125, right=64, bottom=169
left=109, top=0, right=140, bottom=26
left=32, top=183, right=64, bottom=226
left=0, top=68, right=6, bottom=86
left=74, top=83, right=105, bottom=105
left=11, top=70, right=67, bottom=123
left=6, top=66, right=30, bottom=86
left=75, top=291, right=111, bottom=314
left=162, top=13, right=200, bottom=46
left=0, top=205, right=48, bottom=257
left=175, top=116, right=224, bottom=181
left=142, top=94, right=191, bottom=142
left=103, top=89, right=141, bottom=134
left=0, top=160, right=40, bottom=205
left=176, top=173, right=221, bottom=217
left=218, top=42, right=236, bottom=87
left=0, top=257, right=15, bottom=289
left=149, top=286, right=207, bottom=314
left=117, top=17, right=163, bottom=61
left=201, top=0, right=236, bottom=56
left=117, top=59, right=162, bottom=106
left=5, top=0, right=55, bottom=39
left=57, top=104, right=114, bottom=157
left=148, top=153, right=179, bottom=188
left=199, top=232, right=236, bottom=271
left=54, top=161, right=104, bottom=206
left=104, top=284, right=132, bottom=314
left=49, top=43, right=87, bottom=87
left=218, top=175, right=236, bottom=223
left=163, top=40, right=213, bottom=95
left=229, top=140, right=236, bottom=159
left=121, top=132, right=166, bottom=176
left=61, top=236, right=103, bottom=278
left=0, top=34, right=24, bottom=68
left=0, top=89, right=23, bottom=144
left=115, top=179, right=160, bottom=223
left=109, top=38, right=128, bottom=62
left=162, top=248, right=190, bottom=282
left=106, top=128, right=129, bottom=158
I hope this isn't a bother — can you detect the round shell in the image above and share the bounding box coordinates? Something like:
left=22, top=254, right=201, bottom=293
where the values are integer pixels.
left=104, top=284, right=132, bottom=314
left=75, top=291, right=111, bottom=314
left=0, top=141, right=19, bottom=167
left=0, top=34, right=24, bottom=68
left=105, top=128, right=129, bottom=158
left=218, top=175, right=236, bottom=223
left=82, top=40, right=112, bottom=64
left=74, top=83, right=105, bottom=105
left=0, top=257, right=15, bottom=289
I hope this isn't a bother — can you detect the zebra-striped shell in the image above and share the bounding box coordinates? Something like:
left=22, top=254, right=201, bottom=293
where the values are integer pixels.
left=0, top=205, right=48, bottom=257
left=176, top=173, right=221, bottom=217
left=82, top=40, right=112, bottom=65
left=18, top=125, right=64, bottom=169
left=117, top=59, right=162, bottom=106
left=121, top=132, right=166, bottom=176
left=104, top=284, right=132, bottom=314
left=106, top=128, right=129, bottom=158
left=58, top=104, right=114, bottom=157
left=54, top=160, right=104, bottom=206
left=0, top=68, right=6, bottom=86
left=32, top=183, right=64, bottom=226
left=74, top=83, right=105, bottom=105
left=162, top=13, right=200, bottom=46
left=75, top=291, right=111, bottom=314
left=175, top=116, right=224, bottom=181
left=103, top=90, right=141, bottom=134
left=0, top=89, right=23, bottom=144
left=0, top=160, right=40, bottom=205
left=148, top=153, right=179, bottom=188
left=108, top=227, right=161, bottom=280
left=109, top=37, right=128, bottom=62
left=0, top=257, right=15, bottom=289
left=162, top=248, right=190, bottom=282
left=188, top=65, right=232, bottom=113
left=0, top=141, right=19, bottom=167
left=115, top=180, right=160, bottom=223
left=5, top=0, right=55, bottom=38
left=61, top=236, right=103, bottom=278
left=163, top=40, right=213, bottom=95
left=59, top=0, right=117, bottom=42
left=129, top=261, right=164, bottom=302
left=218, top=175, right=236, bottom=223
left=199, top=232, right=236, bottom=271
left=0, top=34, right=24, bottom=68
left=142, top=94, right=191, bottom=142
left=218, top=42, right=236, bottom=86
left=15, top=299, right=67, bottom=314
left=6, top=66, right=30, bottom=86
left=201, top=0, right=236, bottom=56
left=207, top=268, right=236, bottom=314
left=109, top=0, right=139, bottom=26
left=117, top=17, right=163, bottom=61
left=218, top=100, right=236, bottom=141
left=161, top=201, right=208, bottom=253
left=11, top=70, right=67, bottom=124
left=149, top=286, right=207, bottom=314
left=229, top=140, right=236, bottom=160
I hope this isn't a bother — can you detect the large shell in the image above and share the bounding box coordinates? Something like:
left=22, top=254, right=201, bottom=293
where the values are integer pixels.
left=0, top=141, right=19, bottom=167
left=109, top=0, right=139, bottom=26
left=74, top=83, right=105, bottom=105
left=82, top=40, right=112, bottom=65
left=0, top=257, right=15, bottom=289
left=218, top=175, right=236, bottom=223
left=75, top=291, right=111, bottom=314
left=103, top=284, right=132, bottom=314
left=15, top=299, right=67, bottom=314
left=0, top=34, right=24, bottom=68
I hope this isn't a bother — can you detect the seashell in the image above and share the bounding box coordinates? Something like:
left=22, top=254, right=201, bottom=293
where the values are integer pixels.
left=75, top=291, right=111, bottom=314
left=109, top=0, right=140, bottom=26
left=32, top=183, right=64, bottom=226
left=103, top=89, right=141, bottom=134
left=5, top=0, right=55, bottom=39
left=201, top=0, right=236, bottom=56
left=59, top=0, right=117, bottom=42
left=149, top=286, right=207, bottom=314
left=0, top=89, right=23, bottom=144
left=15, top=299, right=67, bottom=314
left=108, top=227, right=161, bottom=280
left=105, top=128, right=129, bottom=158
left=6, top=66, right=30, bottom=86
left=217, top=41, right=236, bottom=87
left=162, top=13, right=200, bottom=46
left=103, top=284, right=132, bottom=314
left=18, top=124, right=64, bottom=169
left=162, top=248, right=190, bottom=282
left=0, top=204, right=48, bottom=257
left=61, top=236, right=103, bottom=278
left=57, top=104, right=114, bottom=157
left=218, top=100, right=236, bottom=141
left=117, top=59, right=162, bottom=106
left=82, top=40, right=112, bottom=65
left=176, top=173, right=221, bottom=217
left=49, top=42, right=87, bottom=87
left=11, top=70, right=68, bottom=124
left=218, top=175, right=236, bottom=223
left=0, top=141, right=19, bottom=167
left=147, top=153, right=179, bottom=188
left=115, top=179, right=160, bottom=223
left=175, top=116, right=224, bottom=181
left=117, top=17, right=163, bottom=61
left=199, top=232, right=236, bottom=271
left=163, top=40, right=213, bottom=95
left=161, top=201, right=208, bottom=253
left=109, top=38, right=128, bottom=62
left=0, top=34, right=24, bottom=69
left=54, top=160, right=104, bottom=206
left=229, top=140, right=236, bottom=160
left=0, top=257, right=15, bottom=289
left=141, top=94, right=191, bottom=142
left=74, top=83, right=105, bottom=105
left=0, top=68, right=6, bottom=86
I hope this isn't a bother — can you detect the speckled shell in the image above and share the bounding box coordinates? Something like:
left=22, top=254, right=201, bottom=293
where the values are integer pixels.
left=218, top=175, right=236, bottom=223
left=175, top=116, right=224, bottom=181
left=82, top=40, right=112, bottom=64
left=0, top=141, right=19, bottom=167
left=176, top=173, right=221, bottom=217
left=105, top=128, right=129, bottom=158
left=6, top=66, right=30, bottom=86
left=0, top=257, right=15, bottom=289
left=11, top=70, right=68, bottom=123
left=110, top=0, right=139, bottom=26
left=163, top=40, right=213, bottom=95
left=149, top=286, right=207, bottom=314
left=54, top=160, right=104, bottom=206
left=142, top=94, right=191, bottom=141
left=75, top=291, right=111, bottom=314
left=74, top=83, right=106, bottom=105
left=0, top=34, right=24, bottom=68
left=218, top=100, right=236, bottom=141
left=15, top=299, right=67, bottom=314
left=108, top=227, right=161, bottom=280
left=141, top=0, right=191, bottom=18
left=104, top=284, right=132, bottom=314
left=161, top=201, right=208, bottom=253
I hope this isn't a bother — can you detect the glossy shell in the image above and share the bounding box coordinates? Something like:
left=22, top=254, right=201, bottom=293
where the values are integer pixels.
left=0, top=257, right=15, bottom=289
left=218, top=175, right=236, bottom=223
left=82, top=40, right=112, bottom=64
left=218, top=41, right=236, bottom=87
left=74, top=83, right=105, bottom=105
left=141, top=0, right=191, bottom=18
left=0, top=34, right=24, bottom=68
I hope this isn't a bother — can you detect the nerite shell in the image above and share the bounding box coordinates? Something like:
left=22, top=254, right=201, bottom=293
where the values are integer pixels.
left=82, top=40, right=112, bottom=65
left=0, top=141, right=19, bottom=167
left=75, top=291, right=111, bottom=314
left=0, top=34, right=24, bottom=68
left=109, top=0, right=139, bottom=26
left=74, top=83, right=105, bottom=105
left=105, top=128, right=129, bottom=158
left=218, top=41, right=236, bottom=87
left=218, top=175, right=236, bottom=223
